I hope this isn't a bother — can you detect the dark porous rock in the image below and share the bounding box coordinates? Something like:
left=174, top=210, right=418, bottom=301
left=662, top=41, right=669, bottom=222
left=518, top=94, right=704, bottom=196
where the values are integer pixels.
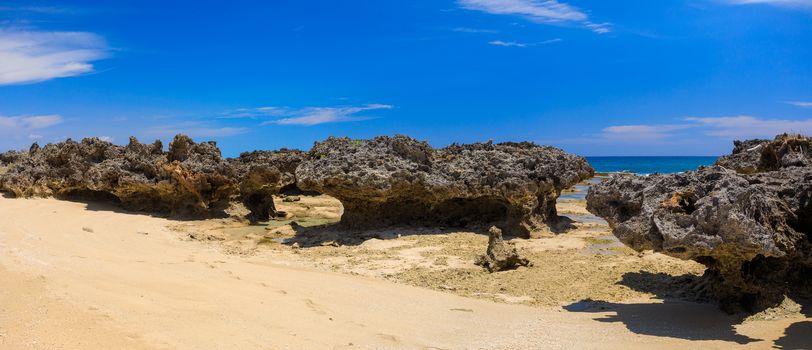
left=475, top=226, right=531, bottom=272
left=296, top=135, right=593, bottom=236
left=587, top=138, right=812, bottom=312
left=0, top=150, right=22, bottom=166
left=0, top=135, right=304, bottom=221
left=715, top=134, right=812, bottom=174
left=230, top=149, right=306, bottom=222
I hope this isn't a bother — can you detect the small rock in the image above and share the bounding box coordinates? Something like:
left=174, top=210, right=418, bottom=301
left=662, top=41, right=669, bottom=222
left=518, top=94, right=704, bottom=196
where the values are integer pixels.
left=81, top=227, right=94, bottom=233
left=475, top=226, right=531, bottom=272
left=283, top=195, right=301, bottom=202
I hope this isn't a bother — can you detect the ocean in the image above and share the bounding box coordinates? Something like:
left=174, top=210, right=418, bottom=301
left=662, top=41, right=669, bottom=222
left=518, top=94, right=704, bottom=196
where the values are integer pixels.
left=558, top=156, right=718, bottom=201
left=585, top=156, right=718, bottom=175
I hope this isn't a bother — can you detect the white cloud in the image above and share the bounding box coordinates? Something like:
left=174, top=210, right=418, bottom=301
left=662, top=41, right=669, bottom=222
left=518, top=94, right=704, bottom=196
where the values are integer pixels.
left=585, top=22, right=611, bottom=34
left=785, top=101, right=812, bottom=108
left=145, top=126, right=248, bottom=138
left=0, top=28, right=107, bottom=85
left=453, top=27, right=499, bottom=33
left=601, top=124, right=693, bottom=141
left=489, top=40, right=529, bottom=47
left=231, top=104, right=394, bottom=126
left=722, top=0, right=812, bottom=7
left=0, top=114, right=63, bottom=130
left=686, top=116, right=812, bottom=138
left=600, top=115, right=812, bottom=142
left=458, top=0, right=586, bottom=21
left=489, top=38, right=561, bottom=47
left=0, top=114, right=63, bottom=149
left=458, top=0, right=611, bottom=33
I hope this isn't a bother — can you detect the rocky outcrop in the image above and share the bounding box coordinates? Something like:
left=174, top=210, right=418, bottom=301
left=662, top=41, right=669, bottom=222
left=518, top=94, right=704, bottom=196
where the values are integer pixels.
left=587, top=134, right=812, bottom=312
left=715, top=134, right=812, bottom=174
left=230, top=149, right=305, bottom=222
left=475, top=226, right=531, bottom=272
left=0, top=135, right=304, bottom=221
left=296, top=136, right=593, bottom=236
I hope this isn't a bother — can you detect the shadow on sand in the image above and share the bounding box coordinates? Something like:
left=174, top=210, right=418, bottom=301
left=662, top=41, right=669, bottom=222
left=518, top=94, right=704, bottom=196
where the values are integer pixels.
left=281, top=223, right=491, bottom=248
left=566, top=271, right=812, bottom=347
left=773, top=321, right=812, bottom=349
left=279, top=214, right=580, bottom=248
left=564, top=299, right=759, bottom=344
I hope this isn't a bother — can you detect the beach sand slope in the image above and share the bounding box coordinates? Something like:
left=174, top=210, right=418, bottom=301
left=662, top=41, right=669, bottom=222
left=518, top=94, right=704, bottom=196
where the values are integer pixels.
left=0, top=196, right=808, bottom=349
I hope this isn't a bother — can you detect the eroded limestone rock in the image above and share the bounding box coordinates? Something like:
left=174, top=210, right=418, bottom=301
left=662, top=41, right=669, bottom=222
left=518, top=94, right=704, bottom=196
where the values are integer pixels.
left=0, top=135, right=304, bottom=220
left=587, top=135, right=812, bottom=312
left=475, top=226, right=531, bottom=272
left=715, top=134, right=812, bottom=174
left=231, top=149, right=305, bottom=222
left=296, top=136, right=593, bottom=236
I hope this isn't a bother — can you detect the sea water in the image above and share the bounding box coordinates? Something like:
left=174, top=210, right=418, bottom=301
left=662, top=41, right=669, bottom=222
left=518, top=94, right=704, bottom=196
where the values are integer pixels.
left=559, top=156, right=718, bottom=202
left=585, top=156, right=718, bottom=175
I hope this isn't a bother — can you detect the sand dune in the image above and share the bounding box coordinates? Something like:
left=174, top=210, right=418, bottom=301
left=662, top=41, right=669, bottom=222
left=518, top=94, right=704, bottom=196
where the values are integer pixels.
left=0, top=196, right=808, bottom=349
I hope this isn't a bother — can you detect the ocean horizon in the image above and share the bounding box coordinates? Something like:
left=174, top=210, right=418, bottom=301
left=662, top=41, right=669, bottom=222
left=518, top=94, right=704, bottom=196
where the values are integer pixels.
left=586, top=156, right=719, bottom=175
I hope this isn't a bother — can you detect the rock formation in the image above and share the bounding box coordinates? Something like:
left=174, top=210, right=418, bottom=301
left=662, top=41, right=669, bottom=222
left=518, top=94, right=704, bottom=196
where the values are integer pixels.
left=296, top=136, right=594, bottom=236
left=231, top=149, right=305, bottom=222
left=475, top=226, right=531, bottom=272
left=715, top=134, right=812, bottom=173
left=587, top=134, right=812, bottom=312
left=0, top=135, right=304, bottom=221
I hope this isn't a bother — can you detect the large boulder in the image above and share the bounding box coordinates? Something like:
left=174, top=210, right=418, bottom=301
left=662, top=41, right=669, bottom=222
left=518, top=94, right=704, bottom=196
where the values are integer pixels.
left=296, top=136, right=594, bottom=236
left=0, top=135, right=304, bottom=220
left=587, top=135, right=812, bottom=312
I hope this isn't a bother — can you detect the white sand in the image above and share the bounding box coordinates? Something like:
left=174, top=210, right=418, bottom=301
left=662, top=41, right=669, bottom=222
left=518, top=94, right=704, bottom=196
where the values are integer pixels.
left=0, top=196, right=807, bottom=349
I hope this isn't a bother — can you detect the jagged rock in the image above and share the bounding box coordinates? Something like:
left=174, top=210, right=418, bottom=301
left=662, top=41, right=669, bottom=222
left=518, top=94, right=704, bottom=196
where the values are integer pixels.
left=715, top=134, right=812, bottom=174
left=0, top=135, right=304, bottom=221
left=475, top=226, right=531, bottom=272
left=231, top=149, right=305, bottom=222
left=296, top=136, right=593, bottom=236
left=587, top=136, right=812, bottom=312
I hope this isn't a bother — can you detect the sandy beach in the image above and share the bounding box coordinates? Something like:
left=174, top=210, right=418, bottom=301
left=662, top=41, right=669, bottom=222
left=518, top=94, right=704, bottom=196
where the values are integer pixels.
left=1, top=194, right=809, bottom=349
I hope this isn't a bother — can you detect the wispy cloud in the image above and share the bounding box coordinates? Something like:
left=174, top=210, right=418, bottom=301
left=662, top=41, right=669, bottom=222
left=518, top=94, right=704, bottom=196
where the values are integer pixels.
left=0, top=114, right=63, bottom=149
left=229, top=104, right=394, bottom=126
left=489, top=38, right=561, bottom=47
left=0, top=114, right=63, bottom=130
left=785, top=101, right=812, bottom=108
left=599, top=115, right=812, bottom=142
left=0, top=28, right=107, bottom=85
left=720, top=0, right=812, bottom=8
left=600, top=124, right=693, bottom=141
left=0, top=6, right=72, bottom=14
left=144, top=124, right=248, bottom=138
left=686, top=116, right=812, bottom=138
left=458, top=0, right=611, bottom=33
left=453, top=27, right=499, bottom=33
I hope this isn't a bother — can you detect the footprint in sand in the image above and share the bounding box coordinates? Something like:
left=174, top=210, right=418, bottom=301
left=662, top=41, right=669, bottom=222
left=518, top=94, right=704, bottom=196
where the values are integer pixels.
left=449, top=308, right=473, bottom=313
left=225, top=270, right=242, bottom=280
left=376, top=333, right=401, bottom=343
left=304, top=298, right=328, bottom=315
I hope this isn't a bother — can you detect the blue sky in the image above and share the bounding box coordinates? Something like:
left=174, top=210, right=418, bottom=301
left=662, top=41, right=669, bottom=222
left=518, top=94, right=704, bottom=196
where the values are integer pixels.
left=1, top=0, right=811, bottom=156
